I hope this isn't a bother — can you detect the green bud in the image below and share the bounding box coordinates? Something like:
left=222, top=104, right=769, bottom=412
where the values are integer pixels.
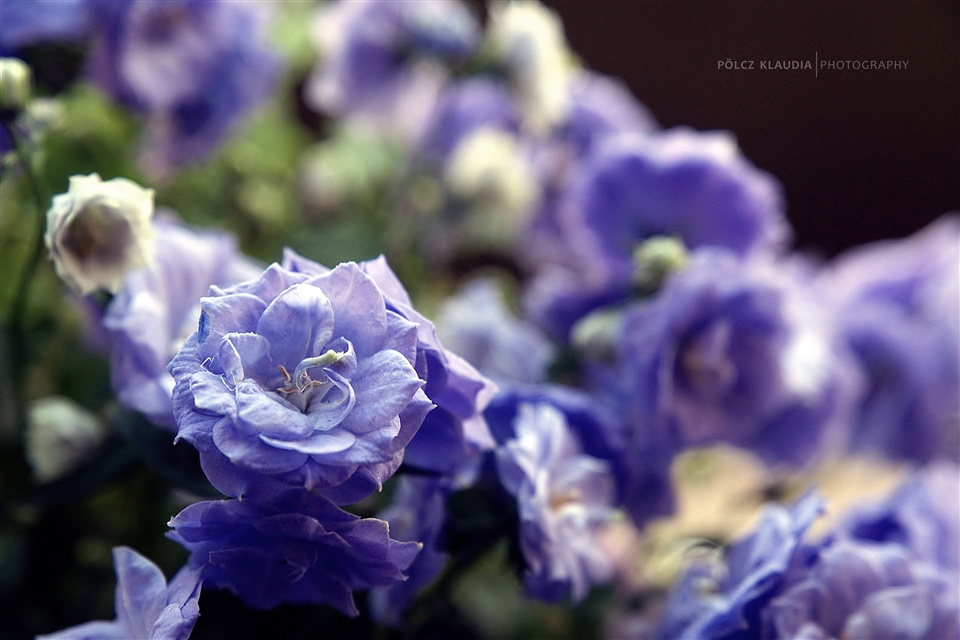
left=632, top=235, right=689, bottom=295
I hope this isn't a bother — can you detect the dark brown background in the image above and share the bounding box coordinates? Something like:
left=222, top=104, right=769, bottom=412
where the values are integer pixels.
left=543, top=0, right=960, bottom=256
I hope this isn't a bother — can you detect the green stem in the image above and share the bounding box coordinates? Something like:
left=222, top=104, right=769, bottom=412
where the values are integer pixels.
left=3, top=120, right=50, bottom=422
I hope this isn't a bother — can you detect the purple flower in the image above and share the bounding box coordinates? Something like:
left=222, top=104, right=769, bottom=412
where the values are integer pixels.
left=435, top=277, right=555, bottom=386
left=305, top=0, right=480, bottom=140
left=86, top=0, right=281, bottom=176
left=103, top=215, right=261, bottom=429
left=525, top=127, right=789, bottom=340
left=766, top=541, right=959, bottom=640
left=168, top=256, right=433, bottom=504
left=418, top=77, right=521, bottom=165
left=654, top=492, right=825, bottom=640
left=37, top=546, right=202, bottom=640
left=612, top=250, right=858, bottom=468
left=167, top=492, right=421, bottom=616
left=369, top=475, right=452, bottom=627
left=282, top=250, right=498, bottom=478
left=833, top=462, right=959, bottom=572
left=818, top=216, right=960, bottom=462
left=496, top=401, right=618, bottom=602
left=0, top=0, right=96, bottom=53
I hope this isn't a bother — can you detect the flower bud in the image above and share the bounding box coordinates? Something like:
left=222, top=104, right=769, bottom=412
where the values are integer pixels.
left=45, top=173, right=156, bottom=295
left=0, top=57, right=32, bottom=119
left=25, top=396, right=106, bottom=483
left=632, top=235, right=689, bottom=295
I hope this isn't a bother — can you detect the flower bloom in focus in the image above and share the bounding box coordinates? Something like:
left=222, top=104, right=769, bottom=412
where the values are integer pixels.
left=282, top=250, right=498, bottom=479
left=45, top=173, right=156, bottom=295
left=168, top=491, right=421, bottom=616
left=169, top=256, right=433, bottom=504
left=496, top=402, right=618, bottom=602
left=103, top=215, right=262, bottom=429
left=37, top=546, right=202, bottom=640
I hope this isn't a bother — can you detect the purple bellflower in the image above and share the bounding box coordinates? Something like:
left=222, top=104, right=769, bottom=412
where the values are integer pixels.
left=766, top=539, right=959, bottom=640
left=305, top=0, right=480, bottom=141
left=37, top=546, right=202, bottom=640
left=86, top=0, right=281, bottom=177
left=611, top=249, right=859, bottom=469
left=168, top=256, right=434, bottom=505
left=281, top=250, right=498, bottom=479
left=818, top=215, right=960, bottom=462
left=496, top=401, right=619, bottom=602
left=103, top=214, right=261, bottom=429
left=525, top=127, right=790, bottom=340
left=168, top=491, right=421, bottom=616
left=654, top=491, right=825, bottom=640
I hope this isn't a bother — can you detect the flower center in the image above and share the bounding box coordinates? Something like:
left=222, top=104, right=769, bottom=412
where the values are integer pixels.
left=275, top=349, right=347, bottom=413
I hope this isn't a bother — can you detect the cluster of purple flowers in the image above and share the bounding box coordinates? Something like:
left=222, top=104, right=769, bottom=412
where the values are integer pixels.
left=21, top=0, right=958, bottom=638
left=1, top=0, right=280, bottom=177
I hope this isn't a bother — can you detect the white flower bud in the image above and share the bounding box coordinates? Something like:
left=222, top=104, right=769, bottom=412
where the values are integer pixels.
left=25, top=396, right=106, bottom=483
left=44, top=173, right=156, bottom=295
left=486, top=0, right=575, bottom=133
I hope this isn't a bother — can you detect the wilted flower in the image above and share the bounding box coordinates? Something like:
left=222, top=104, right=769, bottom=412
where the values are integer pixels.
left=306, top=0, right=479, bottom=140
left=167, top=492, right=421, bottom=616
left=25, top=396, right=106, bottom=483
left=37, top=546, right=202, bottom=640
left=86, top=0, right=281, bottom=176
left=496, top=402, right=619, bottom=602
left=103, top=215, right=261, bottom=429
left=45, top=173, right=156, bottom=295
left=169, top=256, right=433, bottom=504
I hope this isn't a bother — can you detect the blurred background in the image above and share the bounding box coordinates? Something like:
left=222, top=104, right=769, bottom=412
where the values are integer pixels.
left=545, top=0, right=960, bottom=256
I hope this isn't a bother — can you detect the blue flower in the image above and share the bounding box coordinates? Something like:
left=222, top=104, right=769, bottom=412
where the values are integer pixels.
left=496, top=401, right=619, bottom=602
left=369, top=475, right=452, bottom=627
left=282, top=250, right=498, bottom=479
left=819, top=216, right=960, bottom=462
left=612, top=250, right=859, bottom=468
left=37, top=546, right=202, bottom=640
left=168, top=256, right=433, bottom=504
left=525, top=127, right=790, bottom=340
left=833, top=462, right=959, bottom=573
left=766, top=540, right=959, bottom=640
left=86, top=0, right=281, bottom=176
left=103, top=215, right=261, bottom=429
left=654, top=491, right=824, bottom=640
left=436, top=277, right=556, bottom=386
left=305, top=0, right=480, bottom=139
left=167, top=492, right=421, bottom=616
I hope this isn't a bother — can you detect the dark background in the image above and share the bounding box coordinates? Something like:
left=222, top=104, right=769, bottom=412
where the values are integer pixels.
left=544, top=0, right=960, bottom=257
